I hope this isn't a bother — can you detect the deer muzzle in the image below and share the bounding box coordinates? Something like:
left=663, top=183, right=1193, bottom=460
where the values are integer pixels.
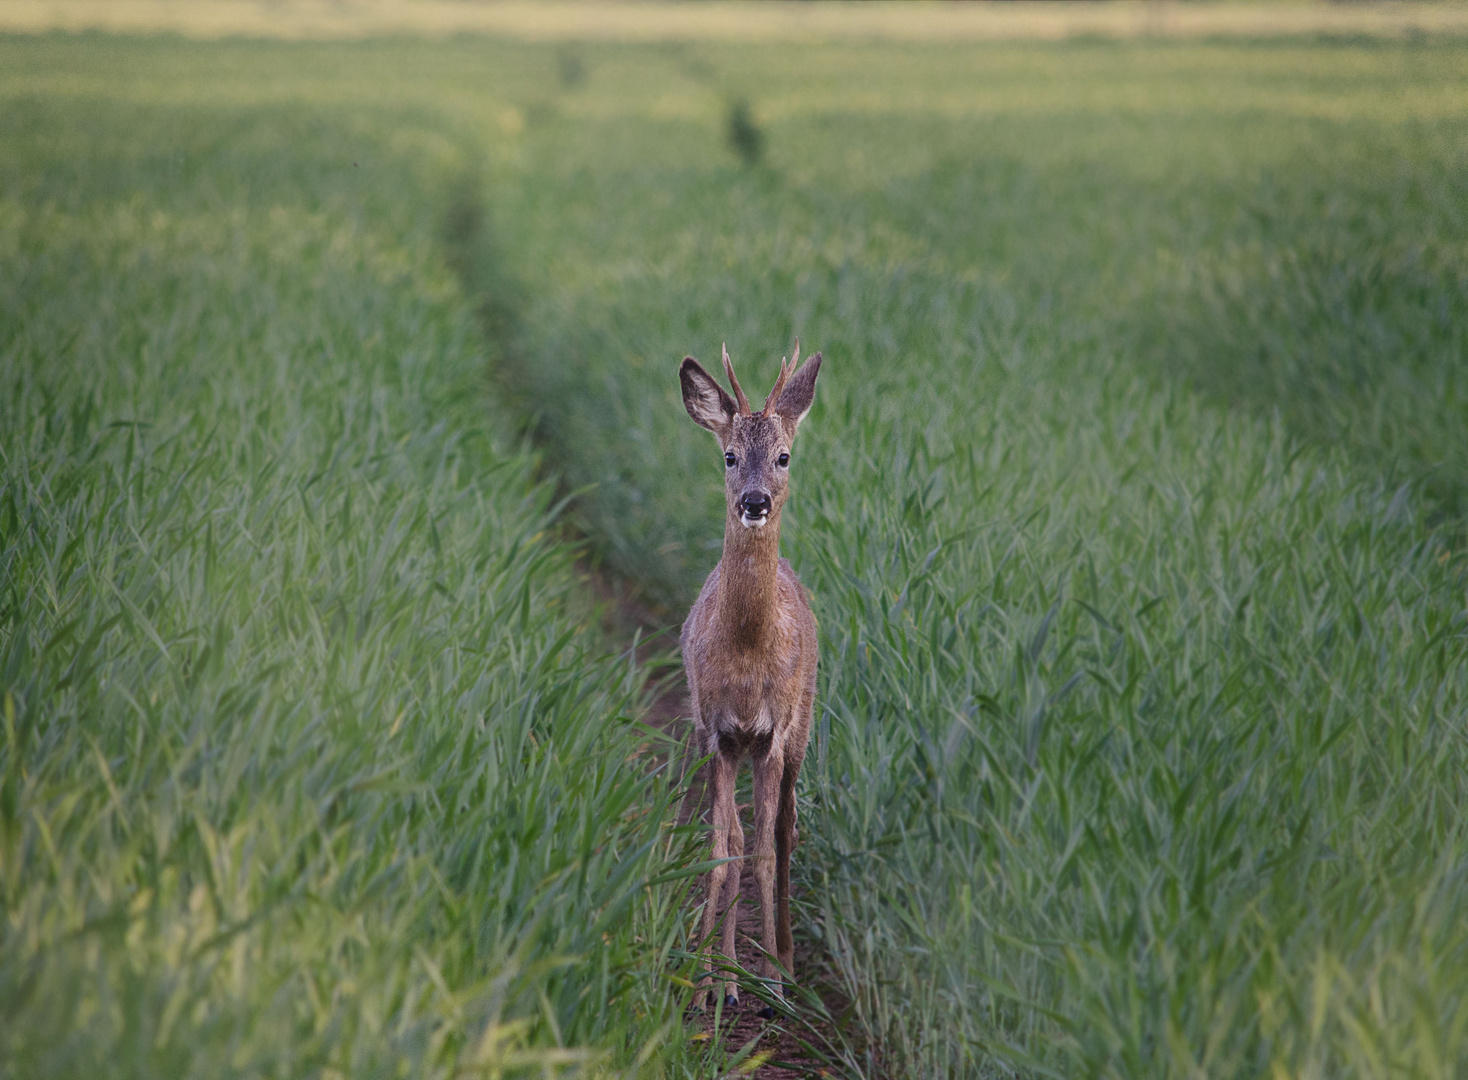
left=739, top=491, right=772, bottom=527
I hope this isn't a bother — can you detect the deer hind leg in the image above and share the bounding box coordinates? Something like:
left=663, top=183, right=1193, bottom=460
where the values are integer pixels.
left=699, top=750, right=738, bottom=1011
left=775, top=753, right=801, bottom=980
left=750, top=744, right=785, bottom=1015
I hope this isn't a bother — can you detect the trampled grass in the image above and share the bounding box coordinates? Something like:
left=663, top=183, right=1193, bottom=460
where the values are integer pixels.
left=3, top=27, right=1468, bottom=1080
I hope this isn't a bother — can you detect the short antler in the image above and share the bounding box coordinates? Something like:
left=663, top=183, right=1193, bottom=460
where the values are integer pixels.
left=764, top=339, right=797, bottom=414
left=722, top=343, right=752, bottom=417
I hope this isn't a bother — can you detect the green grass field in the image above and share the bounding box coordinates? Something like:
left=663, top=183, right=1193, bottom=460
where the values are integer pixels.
left=3, top=25, right=1468, bottom=1080
left=0, top=82, right=710, bottom=1078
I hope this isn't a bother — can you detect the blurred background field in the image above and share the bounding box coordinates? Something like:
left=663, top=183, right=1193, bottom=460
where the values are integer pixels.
left=8, top=1, right=1468, bottom=43
left=3, top=6, right=1468, bottom=1079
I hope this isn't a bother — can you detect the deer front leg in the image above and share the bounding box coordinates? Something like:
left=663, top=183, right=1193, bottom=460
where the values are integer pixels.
left=720, top=796, right=744, bottom=1007
left=699, top=750, right=738, bottom=1011
left=750, top=744, right=785, bottom=1016
left=775, top=754, right=801, bottom=979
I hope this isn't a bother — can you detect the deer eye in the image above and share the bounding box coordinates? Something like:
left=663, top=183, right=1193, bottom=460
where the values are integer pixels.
left=725, top=452, right=736, bottom=468
left=777, top=452, right=790, bottom=468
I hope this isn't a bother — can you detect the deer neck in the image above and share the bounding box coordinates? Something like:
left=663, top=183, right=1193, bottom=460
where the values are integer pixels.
left=717, top=512, right=782, bottom=649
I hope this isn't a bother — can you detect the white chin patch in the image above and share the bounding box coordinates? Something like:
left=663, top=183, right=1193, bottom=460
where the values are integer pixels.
left=740, top=513, right=769, bottom=529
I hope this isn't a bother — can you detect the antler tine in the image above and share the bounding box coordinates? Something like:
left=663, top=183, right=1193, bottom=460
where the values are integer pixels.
left=722, top=342, right=752, bottom=416
left=764, top=338, right=797, bottom=413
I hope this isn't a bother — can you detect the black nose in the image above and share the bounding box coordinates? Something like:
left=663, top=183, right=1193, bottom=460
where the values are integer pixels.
left=740, top=492, right=772, bottom=517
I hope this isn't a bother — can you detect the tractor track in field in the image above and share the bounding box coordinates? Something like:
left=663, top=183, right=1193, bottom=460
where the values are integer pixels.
left=595, top=576, right=853, bottom=1080
left=445, top=181, right=854, bottom=1080
left=709, top=858, right=847, bottom=1079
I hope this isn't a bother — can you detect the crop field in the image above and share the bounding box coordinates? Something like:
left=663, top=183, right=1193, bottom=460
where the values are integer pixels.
left=0, top=73, right=705, bottom=1078
left=3, top=17, right=1468, bottom=1080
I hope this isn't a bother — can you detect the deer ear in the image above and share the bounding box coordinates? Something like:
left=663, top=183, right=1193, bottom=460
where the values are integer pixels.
left=775, top=352, right=821, bottom=432
left=680, top=357, right=736, bottom=438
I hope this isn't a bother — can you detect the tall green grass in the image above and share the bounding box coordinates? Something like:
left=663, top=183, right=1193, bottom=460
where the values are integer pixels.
left=792, top=367, right=1468, bottom=1078
left=0, top=96, right=698, bottom=1078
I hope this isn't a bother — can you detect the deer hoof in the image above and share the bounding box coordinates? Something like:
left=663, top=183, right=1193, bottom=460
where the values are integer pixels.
left=757, top=1004, right=776, bottom=1019
left=724, top=994, right=740, bottom=1010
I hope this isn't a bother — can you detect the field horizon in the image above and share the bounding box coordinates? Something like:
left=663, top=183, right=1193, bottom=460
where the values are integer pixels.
left=7, top=0, right=1468, bottom=43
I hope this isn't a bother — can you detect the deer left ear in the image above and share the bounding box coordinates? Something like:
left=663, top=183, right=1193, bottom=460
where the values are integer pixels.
left=774, top=352, right=821, bottom=433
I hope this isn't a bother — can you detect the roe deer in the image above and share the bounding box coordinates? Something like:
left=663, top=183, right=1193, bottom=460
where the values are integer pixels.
left=678, top=341, right=822, bottom=1017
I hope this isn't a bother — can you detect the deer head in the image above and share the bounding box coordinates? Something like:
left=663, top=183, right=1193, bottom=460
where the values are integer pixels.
left=680, top=341, right=822, bottom=531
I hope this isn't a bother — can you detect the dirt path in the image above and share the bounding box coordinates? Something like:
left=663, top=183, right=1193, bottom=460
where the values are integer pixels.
left=641, top=672, right=847, bottom=1079
left=702, top=856, right=842, bottom=1079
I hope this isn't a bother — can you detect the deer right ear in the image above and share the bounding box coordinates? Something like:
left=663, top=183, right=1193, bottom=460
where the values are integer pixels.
left=680, top=357, right=736, bottom=438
